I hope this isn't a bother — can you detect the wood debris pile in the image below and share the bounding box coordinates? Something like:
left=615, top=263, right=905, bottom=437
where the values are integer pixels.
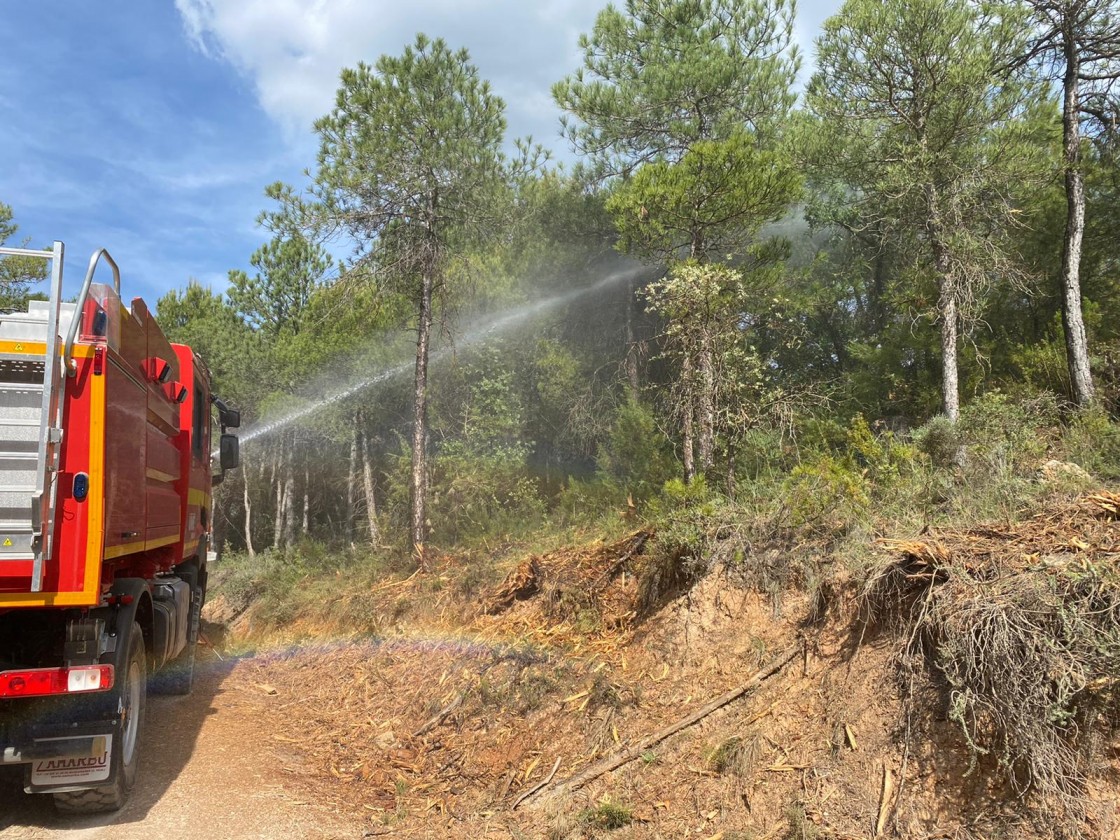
left=229, top=530, right=675, bottom=828
left=875, top=490, right=1120, bottom=580
left=866, top=491, right=1120, bottom=820
left=477, top=529, right=653, bottom=643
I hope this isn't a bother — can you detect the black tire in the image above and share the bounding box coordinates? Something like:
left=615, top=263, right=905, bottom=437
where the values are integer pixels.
left=53, top=621, right=146, bottom=814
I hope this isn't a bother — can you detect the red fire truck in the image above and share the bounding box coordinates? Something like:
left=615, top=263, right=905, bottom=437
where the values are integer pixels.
left=0, top=242, right=239, bottom=812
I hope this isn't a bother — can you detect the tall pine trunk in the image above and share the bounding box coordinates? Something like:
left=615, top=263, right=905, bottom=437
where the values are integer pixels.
left=697, top=334, right=715, bottom=474
left=1060, top=40, right=1095, bottom=406
left=410, top=251, right=435, bottom=568
left=681, top=355, right=696, bottom=483
left=936, top=275, right=961, bottom=423
left=282, top=467, right=296, bottom=546
left=272, top=439, right=285, bottom=549
left=347, top=413, right=359, bottom=545
left=926, top=183, right=961, bottom=422
left=243, top=453, right=255, bottom=560
left=361, top=426, right=380, bottom=546
left=683, top=229, right=707, bottom=482
left=301, top=465, right=309, bottom=536
left=625, top=273, right=640, bottom=400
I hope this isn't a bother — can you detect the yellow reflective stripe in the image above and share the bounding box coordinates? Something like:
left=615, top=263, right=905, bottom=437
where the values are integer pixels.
left=188, top=488, right=210, bottom=507
left=0, top=591, right=108, bottom=608
left=103, top=541, right=143, bottom=560
left=0, top=340, right=46, bottom=355
left=146, top=468, right=177, bottom=483
left=103, top=533, right=180, bottom=560
left=79, top=361, right=106, bottom=605
left=0, top=342, right=96, bottom=358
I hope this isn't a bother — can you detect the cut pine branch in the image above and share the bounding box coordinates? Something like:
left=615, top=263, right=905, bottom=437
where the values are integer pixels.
left=412, top=693, right=464, bottom=739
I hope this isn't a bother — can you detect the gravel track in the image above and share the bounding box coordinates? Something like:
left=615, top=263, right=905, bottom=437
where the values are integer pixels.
left=0, top=644, right=349, bottom=840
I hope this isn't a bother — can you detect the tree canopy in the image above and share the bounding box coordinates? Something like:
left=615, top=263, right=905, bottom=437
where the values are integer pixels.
left=151, top=0, right=1120, bottom=563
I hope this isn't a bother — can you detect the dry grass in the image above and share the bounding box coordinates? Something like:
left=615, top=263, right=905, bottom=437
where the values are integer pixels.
left=706, top=732, right=763, bottom=779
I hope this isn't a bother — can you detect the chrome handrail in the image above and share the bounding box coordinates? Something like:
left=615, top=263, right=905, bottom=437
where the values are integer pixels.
left=64, top=248, right=121, bottom=376
left=32, top=241, right=65, bottom=592
left=0, top=246, right=56, bottom=258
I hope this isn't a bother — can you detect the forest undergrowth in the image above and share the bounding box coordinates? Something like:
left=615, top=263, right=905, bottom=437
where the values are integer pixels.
left=205, top=395, right=1120, bottom=837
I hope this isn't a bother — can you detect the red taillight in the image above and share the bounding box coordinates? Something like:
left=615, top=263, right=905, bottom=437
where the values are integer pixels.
left=0, top=665, right=114, bottom=698
left=93, top=346, right=105, bottom=376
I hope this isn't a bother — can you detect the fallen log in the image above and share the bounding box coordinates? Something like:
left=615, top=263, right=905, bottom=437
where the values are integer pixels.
left=511, top=755, right=562, bottom=810
left=529, top=643, right=800, bottom=807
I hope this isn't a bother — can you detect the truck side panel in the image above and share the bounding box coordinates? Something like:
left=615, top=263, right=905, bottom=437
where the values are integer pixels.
left=102, top=349, right=147, bottom=562
left=0, top=347, right=104, bottom=607
left=143, top=300, right=182, bottom=554
left=172, top=346, right=211, bottom=563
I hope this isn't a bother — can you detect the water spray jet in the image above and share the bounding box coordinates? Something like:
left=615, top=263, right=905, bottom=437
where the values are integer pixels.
left=225, top=265, right=644, bottom=452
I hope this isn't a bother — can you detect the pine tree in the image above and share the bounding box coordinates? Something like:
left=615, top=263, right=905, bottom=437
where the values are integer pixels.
left=301, top=35, right=508, bottom=566
left=1019, top=0, right=1120, bottom=406
left=808, top=0, right=1048, bottom=421
left=554, top=0, right=801, bottom=480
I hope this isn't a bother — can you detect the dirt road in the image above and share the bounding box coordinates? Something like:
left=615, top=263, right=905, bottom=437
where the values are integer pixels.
left=0, top=645, right=350, bottom=840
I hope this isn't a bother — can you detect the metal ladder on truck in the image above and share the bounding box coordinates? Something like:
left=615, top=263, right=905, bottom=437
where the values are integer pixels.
left=0, top=242, right=68, bottom=592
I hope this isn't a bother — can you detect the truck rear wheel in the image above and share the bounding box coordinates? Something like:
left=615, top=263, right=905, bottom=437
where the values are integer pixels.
left=53, top=621, right=146, bottom=814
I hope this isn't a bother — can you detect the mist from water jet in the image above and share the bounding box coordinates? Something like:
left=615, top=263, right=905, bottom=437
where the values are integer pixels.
left=230, top=265, right=643, bottom=451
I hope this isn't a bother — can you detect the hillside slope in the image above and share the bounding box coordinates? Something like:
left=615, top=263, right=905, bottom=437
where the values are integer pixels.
left=205, top=494, right=1120, bottom=839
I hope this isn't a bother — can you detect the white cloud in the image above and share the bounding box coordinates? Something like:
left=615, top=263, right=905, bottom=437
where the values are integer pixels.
left=175, top=0, right=605, bottom=148
left=176, top=0, right=843, bottom=151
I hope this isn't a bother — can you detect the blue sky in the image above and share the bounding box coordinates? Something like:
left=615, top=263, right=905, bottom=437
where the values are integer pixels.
left=0, top=1, right=841, bottom=305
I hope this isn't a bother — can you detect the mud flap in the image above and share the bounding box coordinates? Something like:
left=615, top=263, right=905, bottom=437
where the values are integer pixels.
left=28, top=734, right=113, bottom=790
left=23, top=718, right=121, bottom=793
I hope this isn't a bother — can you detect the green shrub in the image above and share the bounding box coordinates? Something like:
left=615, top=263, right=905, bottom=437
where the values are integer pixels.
left=846, top=414, right=918, bottom=487
left=908, top=394, right=1072, bottom=522
left=734, top=426, right=796, bottom=481
left=781, top=455, right=870, bottom=532
left=795, top=416, right=848, bottom=457
left=553, top=476, right=627, bottom=527
left=597, top=398, right=676, bottom=502
left=646, top=477, right=727, bottom=564
left=958, top=390, right=1058, bottom=476
left=427, top=442, right=546, bottom=544
left=633, top=477, right=729, bottom=613
left=1060, top=407, right=1120, bottom=480
left=581, top=798, right=632, bottom=830
left=1007, top=336, right=1068, bottom=396
left=913, top=415, right=960, bottom=469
